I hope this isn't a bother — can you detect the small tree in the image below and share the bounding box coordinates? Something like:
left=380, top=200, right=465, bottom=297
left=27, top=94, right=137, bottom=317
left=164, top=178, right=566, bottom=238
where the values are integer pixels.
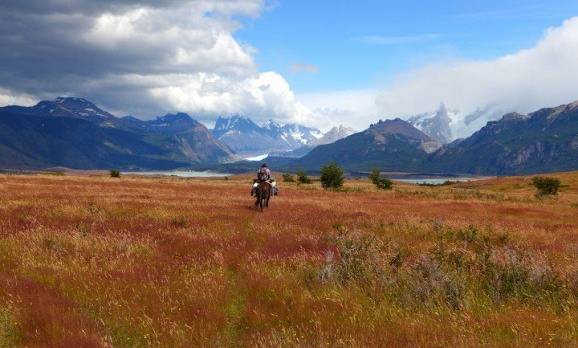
left=110, top=169, right=121, bottom=178
left=532, top=176, right=560, bottom=195
left=369, top=169, right=380, bottom=185
left=369, top=169, right=392, bottom=190
left=320, top=162, right=344, bottom=190
left=297, top=171, right=311, bottom=184
left=282, top=173, right=295, bottom=182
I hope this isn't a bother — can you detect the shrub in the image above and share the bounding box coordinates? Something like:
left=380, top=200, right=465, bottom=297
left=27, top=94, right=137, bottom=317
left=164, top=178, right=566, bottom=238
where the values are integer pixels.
left=282, top=173, right=295, bottom=182
left=296, top=171, right=311, bottom=184
left=369, top=169, right=392, bottom=190
left=320, top=162, right=344, bottom=189
left=532, top=176, right=560, bottom=195
left=110, top=169, right=121, bottom=178
left=321, top=226, right=382, bottom=283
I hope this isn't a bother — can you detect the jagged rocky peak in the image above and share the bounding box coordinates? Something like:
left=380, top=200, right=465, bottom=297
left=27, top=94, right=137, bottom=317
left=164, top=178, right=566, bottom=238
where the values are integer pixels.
left=408, top=103, right=453, bottom=144
left=500, top=112, right=528, bottom=122
left=34, top=97, right=114, bottom=119
left=312, top=125, right=356, bottom=145
left=213, top=115, right=262, bottom=136
left=263, top=119, right=281, bottom=130
left=153, top=112, right=194, bottom=123
left=326, top=125, right=356, bottom=137
left=211, top=115, right=323, bottom=153
left=145, top=112, right=200, bottom=133
left=371, top=118, right=431, bottom=140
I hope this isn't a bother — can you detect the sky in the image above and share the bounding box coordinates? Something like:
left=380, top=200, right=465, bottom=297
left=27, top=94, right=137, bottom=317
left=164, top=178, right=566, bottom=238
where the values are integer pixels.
left=1, top=0, right=578, bottom=134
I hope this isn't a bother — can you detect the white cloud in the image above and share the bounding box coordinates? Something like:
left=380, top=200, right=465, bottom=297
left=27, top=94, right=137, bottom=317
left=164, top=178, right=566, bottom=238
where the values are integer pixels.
left=0, top=88, right=37, bottom=107
left=148, top=71, right=314, bottom=124
left=375, top=16, right=578, bottom=134
left=298, top=89, right=380, bottom=131
left=4, top=3, right=578, bottom=136
left=0, top=0, right=314, bottom=126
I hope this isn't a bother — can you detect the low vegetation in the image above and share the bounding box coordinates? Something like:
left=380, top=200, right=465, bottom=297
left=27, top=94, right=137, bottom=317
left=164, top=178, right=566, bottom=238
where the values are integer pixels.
left=296, top=170, right=311, bottom=184
left=282, top=173, right=295, bottom=183
left=320, top=162, right=344, bottom=190
left=369, top=169, right=393, bottom=190
left=109, top=169, right=121, bottom=178
left=0, top=171, right=577, bottom=347
left=532, top=176, right=561, bottom=195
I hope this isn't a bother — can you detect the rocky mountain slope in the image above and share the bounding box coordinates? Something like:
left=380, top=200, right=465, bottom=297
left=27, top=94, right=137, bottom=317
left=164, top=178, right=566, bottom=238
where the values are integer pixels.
left=312, top=125, right=357, bottom=146
left=212, top=115, right=322, bottom=154
left=428, top=101, right=578, bottom=174
left=0, top=97, right=234, bottom=170
left=408, top=103, right=453, bottom=144
left=293, top=119, right=440, bottom=171
left=269, top=125, right=357, bottom=159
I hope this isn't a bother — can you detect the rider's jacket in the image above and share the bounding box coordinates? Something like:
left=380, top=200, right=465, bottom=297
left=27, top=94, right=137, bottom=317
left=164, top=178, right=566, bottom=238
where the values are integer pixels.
left=257, top=167, right=271, bottom=181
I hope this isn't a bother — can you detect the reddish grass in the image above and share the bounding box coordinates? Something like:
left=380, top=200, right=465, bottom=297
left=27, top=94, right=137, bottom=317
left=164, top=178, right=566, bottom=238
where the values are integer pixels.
left=0, top=172, right=577, bottom=347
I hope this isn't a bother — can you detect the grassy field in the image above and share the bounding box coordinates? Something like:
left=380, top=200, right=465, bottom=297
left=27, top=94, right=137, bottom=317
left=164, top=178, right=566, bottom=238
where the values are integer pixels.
left=0, top=171, right=577, bottom=347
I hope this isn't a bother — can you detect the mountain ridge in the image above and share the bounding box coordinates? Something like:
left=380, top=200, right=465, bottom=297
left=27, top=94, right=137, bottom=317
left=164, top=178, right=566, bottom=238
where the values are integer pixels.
left=292, top=118, right=439, bottom=171
left=0, top=97, right=234, bottom=170
left=2, top=97, right=578, bottom=175
left=282, top=101, right=578, bottom=175
left=211, top=115, right=323, bottom=155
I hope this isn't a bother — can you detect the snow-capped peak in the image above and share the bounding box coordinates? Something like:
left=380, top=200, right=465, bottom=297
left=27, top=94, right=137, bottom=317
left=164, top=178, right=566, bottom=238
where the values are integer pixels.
left=407, top=103, right=510, bottom=142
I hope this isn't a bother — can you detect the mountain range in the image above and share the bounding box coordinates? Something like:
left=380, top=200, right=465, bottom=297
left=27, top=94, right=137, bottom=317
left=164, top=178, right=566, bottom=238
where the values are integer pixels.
left=0, top=97, right=354, bottom=170
left=0, top=97, right=233, bottom=170
left=267, top=125, right=357, bottom=159
left=293, top=118, right=440, bottom=171
left=291, top=101, right=578, bottom=175
left=1, top=97, right=578, bottom=175
left=212, top=115, right=324, bottom=155
left=427, top=101, right=578, bottom=174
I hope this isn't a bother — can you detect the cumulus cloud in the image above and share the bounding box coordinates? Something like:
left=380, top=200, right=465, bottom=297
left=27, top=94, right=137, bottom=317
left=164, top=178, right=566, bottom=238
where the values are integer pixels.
left=298, top=17, right=578, bottom=136
left=0, top=88, right=37, bottom=107
left=3, top=1, right=578, bottom=134
left=375, top=17, right=578, bottom=132
left=147, top=71, right=313, bottom=124
left=298, top=89, right=379, bottom=131
left=0, top=0, right=312, bottom=124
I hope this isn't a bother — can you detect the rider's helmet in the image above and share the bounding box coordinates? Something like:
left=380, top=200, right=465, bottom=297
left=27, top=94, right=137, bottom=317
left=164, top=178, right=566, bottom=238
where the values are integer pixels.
left=261, top=163, right=267, bottom=168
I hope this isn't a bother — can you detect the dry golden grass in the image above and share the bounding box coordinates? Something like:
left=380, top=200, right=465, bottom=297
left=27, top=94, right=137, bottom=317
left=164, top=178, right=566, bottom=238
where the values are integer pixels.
left=0, top=172, right=577, bottom=347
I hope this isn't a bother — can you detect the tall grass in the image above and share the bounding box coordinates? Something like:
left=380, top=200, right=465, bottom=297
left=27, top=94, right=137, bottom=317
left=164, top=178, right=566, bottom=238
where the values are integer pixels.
left=0, top=173, right=576, bottom=346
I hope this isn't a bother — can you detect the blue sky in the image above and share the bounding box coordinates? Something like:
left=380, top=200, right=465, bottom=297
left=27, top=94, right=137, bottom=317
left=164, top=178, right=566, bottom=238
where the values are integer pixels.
left=2, top=0, right=578, bottom=133
left=238, top=0, right=578, bottom=92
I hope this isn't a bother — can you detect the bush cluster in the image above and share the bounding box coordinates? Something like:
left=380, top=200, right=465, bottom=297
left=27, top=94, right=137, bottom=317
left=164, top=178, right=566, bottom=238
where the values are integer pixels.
left=282, top=173, right=295, bottom=182
left=532, top=176, right=560, bottom=195
left=296, top=171, right=311, bottom=184
left=110, top=169, right=121, bottom=178
left=368, top=169, right=393, bottom=190
left=319, top=224, right=570, bottom=311
left=320, top=162, right=344, bottom=190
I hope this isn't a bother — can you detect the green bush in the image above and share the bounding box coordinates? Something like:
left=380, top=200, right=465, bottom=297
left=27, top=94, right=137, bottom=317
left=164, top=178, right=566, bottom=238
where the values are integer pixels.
left=532, top=176, right=560, bottom=195
left=110, top=169, right=121, bottom=178
left=282, top=173, right=295, bottom=182
left=369, top=169, right=392, bottom=190
left=320, top=162, right=344, bottom=189
left=297, top=171, right=311, bottom=184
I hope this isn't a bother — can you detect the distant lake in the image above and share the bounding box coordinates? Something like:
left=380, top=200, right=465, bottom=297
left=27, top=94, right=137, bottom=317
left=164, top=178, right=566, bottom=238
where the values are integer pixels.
left=123, top=170, right=230, bottom=178
left=394, top=177, right=489, bottom=185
